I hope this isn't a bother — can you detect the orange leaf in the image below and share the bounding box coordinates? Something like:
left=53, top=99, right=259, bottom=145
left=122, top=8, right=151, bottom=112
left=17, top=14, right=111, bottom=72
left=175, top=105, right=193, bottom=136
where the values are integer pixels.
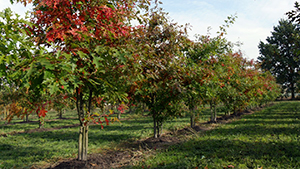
left=39, top=108, right=47, bottom=117
left=90, top=163, right=97, bottom=167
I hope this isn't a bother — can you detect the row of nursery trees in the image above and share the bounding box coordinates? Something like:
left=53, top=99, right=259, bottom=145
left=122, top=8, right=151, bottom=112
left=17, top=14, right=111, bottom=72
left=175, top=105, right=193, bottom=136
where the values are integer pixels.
left=0, top=0, right=280, bottom=161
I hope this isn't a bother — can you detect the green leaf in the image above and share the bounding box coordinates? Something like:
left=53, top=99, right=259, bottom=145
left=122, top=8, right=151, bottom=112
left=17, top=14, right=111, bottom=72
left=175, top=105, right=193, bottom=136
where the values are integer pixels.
left=77, top=51, right=86, bottom=59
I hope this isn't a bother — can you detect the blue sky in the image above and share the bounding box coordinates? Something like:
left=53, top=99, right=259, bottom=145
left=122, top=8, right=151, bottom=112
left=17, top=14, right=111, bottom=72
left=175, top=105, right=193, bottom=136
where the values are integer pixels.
left=0, top=0, right=297, bottom=60
left=161, top=0, right=296, bottom=60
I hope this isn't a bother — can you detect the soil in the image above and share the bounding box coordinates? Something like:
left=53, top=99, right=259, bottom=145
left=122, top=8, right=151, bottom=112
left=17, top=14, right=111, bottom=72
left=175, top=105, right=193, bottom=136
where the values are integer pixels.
left=45, top=134, right=184, bottom=169
left=5, top=104, right=273, bottom=169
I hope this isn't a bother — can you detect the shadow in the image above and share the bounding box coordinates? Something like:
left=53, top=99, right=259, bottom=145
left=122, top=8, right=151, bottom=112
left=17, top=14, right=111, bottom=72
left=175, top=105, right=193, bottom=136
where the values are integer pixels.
left=0, top=143, right=55, bottom=168
left=121, top=102, right=300, bottom=168
left=212, top=124, right=300, bottom=136
left=123, top=138, right=300, bottom=168
left=0, top=122, right=39, bottom=131
left=6, top=102, right=299, bottom=168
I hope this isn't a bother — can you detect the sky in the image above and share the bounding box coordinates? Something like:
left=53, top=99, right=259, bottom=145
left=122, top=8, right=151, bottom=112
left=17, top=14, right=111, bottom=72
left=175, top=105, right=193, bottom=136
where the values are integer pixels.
left=0, top=0, right=297, bottom=60
left=160, top=0, right=297, bottom=60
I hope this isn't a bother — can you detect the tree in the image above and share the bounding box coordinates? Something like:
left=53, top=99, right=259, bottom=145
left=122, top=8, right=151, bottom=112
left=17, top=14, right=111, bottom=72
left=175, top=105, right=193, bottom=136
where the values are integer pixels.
left=129, top=5, right=188, bottom=138
left=7, top=0, right=151, bottom=161
left=258, top=19, right=300, bottom=99
left=0, top=7, right=50, bottom=127
left=185, top=33, right=234, bottom=123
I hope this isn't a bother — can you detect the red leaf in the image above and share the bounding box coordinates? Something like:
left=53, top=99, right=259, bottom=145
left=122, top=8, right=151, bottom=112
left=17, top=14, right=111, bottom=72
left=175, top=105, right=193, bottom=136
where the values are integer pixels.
left=39, top=108, right=47, bottom=117
left=104, top=117, right=109, bottom=125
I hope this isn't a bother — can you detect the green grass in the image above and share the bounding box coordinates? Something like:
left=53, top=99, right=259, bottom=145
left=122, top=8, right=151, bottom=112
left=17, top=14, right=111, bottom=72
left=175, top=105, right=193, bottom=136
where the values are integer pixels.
left=127, top=101, right=300, bottom=169
left=0, top=109, right=213, bottom=169
left=0, top=110, right=79, bottom=135
left=3, top=102, right=299, bottom=169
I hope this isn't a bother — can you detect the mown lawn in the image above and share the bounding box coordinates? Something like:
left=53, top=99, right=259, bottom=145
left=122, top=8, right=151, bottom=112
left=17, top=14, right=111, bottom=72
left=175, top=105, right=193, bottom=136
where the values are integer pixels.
left=0, top=109, right=79, bottom=135
left=0, top=108, right=212, bottom=168
left=127, top=101, right=300, bottom=169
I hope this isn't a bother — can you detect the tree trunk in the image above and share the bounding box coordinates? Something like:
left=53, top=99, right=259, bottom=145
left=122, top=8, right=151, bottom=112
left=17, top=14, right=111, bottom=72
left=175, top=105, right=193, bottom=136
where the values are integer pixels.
left=26, top=113, right=29, bottom=122
left=291, top=83, right=295, bottom=99
left=160, top=122, right=163, bottom=137
left=214, top=102, right=217, bottom=122
left=210, top=101, right=214, bottom=122
left=190, top=108, right=195, bottom=128
left=76, top=87, right=91, bottom=161
left=117, top=111, right=121, bottom=120
left=4, top=106, right=7, bottom=124
left=59, top=109, right=63, bottom=119
left=153, top=112, right=157, bottom=138
left=38, top=116, right=44, bottom=129
left=157, top=121, right=163, bottom=137
left=189, top=97, right=195, bottom=128
left=78, top=125, right=88, bottom=161
left=210, top=100, right=217, bottom=123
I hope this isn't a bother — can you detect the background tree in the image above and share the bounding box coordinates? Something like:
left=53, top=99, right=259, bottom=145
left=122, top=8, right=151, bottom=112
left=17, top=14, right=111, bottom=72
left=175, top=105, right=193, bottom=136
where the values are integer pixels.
left=0, top=7, right=50, bottom=127
left=258, top=19, right=300, bottom=99
left=129, top=5, right=188, bottom=138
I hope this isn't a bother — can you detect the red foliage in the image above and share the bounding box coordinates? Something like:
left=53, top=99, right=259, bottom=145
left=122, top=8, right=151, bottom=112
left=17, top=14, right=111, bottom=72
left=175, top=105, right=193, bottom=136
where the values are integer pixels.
left=104, top=117, right=109, bottom=126
left=31, top=0, right=133, bottom=51
left=39, top=108, right=47, bottom=117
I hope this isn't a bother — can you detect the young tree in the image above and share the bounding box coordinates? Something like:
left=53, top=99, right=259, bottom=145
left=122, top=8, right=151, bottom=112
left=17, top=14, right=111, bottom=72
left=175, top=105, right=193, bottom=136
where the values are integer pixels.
left=8, top=0, right=151, bottom=161
left=0, top=7, right=50, bottom=127
left=129, top=5, right=188, bottom=138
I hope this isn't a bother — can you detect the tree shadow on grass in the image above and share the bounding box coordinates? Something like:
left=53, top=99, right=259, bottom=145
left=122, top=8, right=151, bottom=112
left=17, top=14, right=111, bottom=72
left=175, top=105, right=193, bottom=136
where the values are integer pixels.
left=123, top=102, right=300, bottom=169
left=0, top=143, right=56, bottom=168
left=123, top=138, right=300, bottom=169
left=21, top=124, right=151, bottom=143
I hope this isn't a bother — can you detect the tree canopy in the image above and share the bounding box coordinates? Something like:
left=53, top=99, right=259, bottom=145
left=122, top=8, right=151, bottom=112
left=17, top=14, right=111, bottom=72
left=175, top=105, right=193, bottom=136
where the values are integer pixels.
left=258, top=19, right=300, bottom=99
left=1, top=0, right=280, bottom=163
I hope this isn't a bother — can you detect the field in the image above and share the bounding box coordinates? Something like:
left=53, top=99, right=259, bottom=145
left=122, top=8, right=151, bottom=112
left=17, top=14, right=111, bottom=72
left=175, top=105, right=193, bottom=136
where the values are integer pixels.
left=0, top=101, right=300, bottom=168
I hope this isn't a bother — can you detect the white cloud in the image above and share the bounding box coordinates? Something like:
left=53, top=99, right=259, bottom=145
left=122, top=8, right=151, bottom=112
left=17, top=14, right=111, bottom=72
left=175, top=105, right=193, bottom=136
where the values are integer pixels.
left=0, top=0, right=32, bottom=18
left=161, top=0, right=297, bottom=60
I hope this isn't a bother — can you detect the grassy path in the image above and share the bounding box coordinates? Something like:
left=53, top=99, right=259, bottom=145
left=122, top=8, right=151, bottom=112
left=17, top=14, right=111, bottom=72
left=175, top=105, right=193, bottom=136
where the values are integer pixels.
left=126, top=101, right=300, bottom=169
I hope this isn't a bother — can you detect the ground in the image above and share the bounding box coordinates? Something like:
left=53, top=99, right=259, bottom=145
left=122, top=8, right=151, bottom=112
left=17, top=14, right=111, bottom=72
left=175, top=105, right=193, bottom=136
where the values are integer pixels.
left=38, top=107, right=261, bottom=169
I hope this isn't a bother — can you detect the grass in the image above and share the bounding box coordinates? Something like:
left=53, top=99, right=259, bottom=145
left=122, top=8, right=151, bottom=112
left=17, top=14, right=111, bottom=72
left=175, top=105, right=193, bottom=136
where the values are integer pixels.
left=0, top=110, right=79, bottom=135
left=2, top=102, right=299, bottom=169
left=0, top=108, right=212, bottom=168
left=127, top=101, right=300, bottom=169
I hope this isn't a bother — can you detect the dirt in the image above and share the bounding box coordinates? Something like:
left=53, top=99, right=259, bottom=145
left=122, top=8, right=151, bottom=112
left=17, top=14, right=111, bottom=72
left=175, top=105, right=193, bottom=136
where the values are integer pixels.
left=46, top=135, right=183, bottom=169
left=46, top=151, right=135, bottom=169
